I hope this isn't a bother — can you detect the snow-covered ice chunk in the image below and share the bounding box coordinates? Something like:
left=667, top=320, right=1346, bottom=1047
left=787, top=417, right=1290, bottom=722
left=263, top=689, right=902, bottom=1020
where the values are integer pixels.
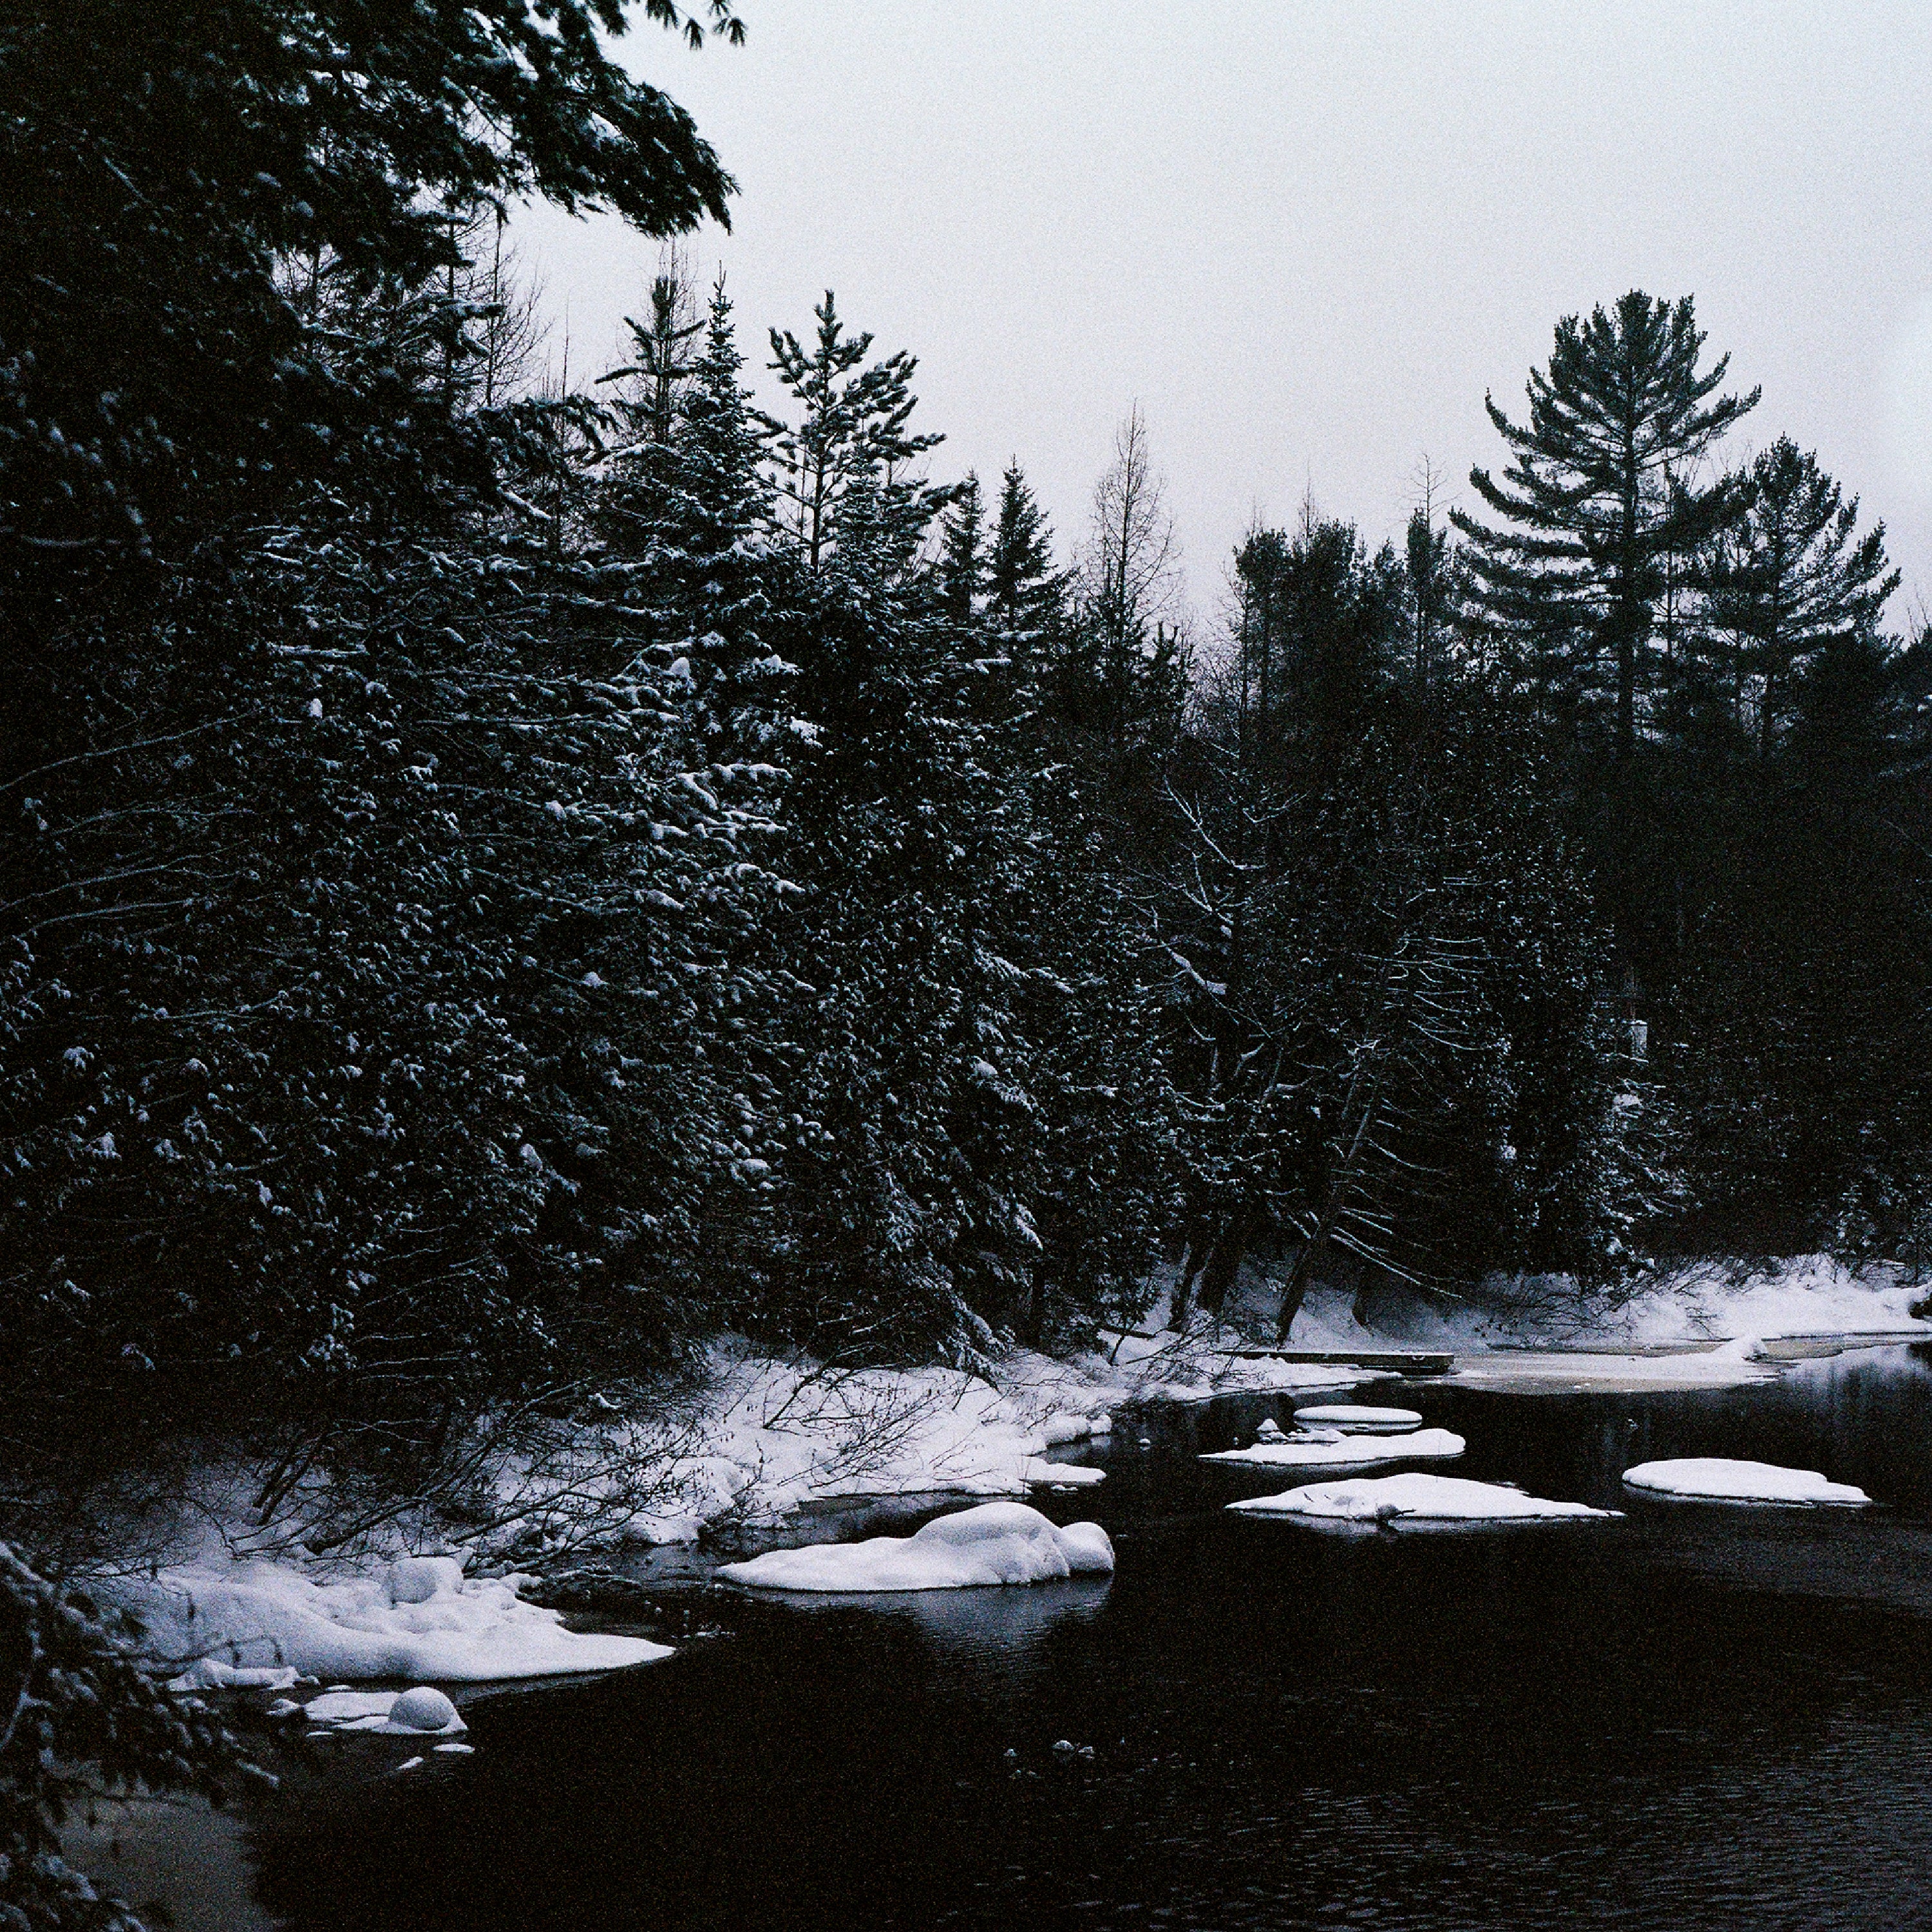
left=1229, top=1472, right=1620, bottom=1530
left=1022, top=1459, right=1106, bottom=1486
left=1621, top=1458, right=1871, bottom=1507
left=304, top=1688, right=466, bottom=1735
left=716, top=1501, right=1115, bottom=1593
left=1254, top=1417, right=1286, bottom=1443
left=391, top=1685, right=461, bottom=1732
left=1200, top=1427, right=1464, bottom=1471
left=104, top=1559, right=670, bottom=1683
left=1292, top=1404, right=1424, bottom=1433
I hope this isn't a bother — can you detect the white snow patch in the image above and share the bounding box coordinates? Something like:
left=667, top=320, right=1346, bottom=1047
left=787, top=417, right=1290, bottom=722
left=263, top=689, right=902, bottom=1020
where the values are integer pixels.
left=1292, top=1404, right=1423, bottom=1432
left=1274, top=1258, right=1929, bottom=1392
left=607, top=1327, right=1365, bottom=1546
left=1621, top=1458, right=1873, bottom=1508
left=104, top=1556, right=669, bottom=1683
left=166, top=1659, right=305, bottom=1692
left=716, top=1501, right=1115, bottom=1593
left=1229, top=1473, right=1621, bottom=1528
left=304, top=1687, right=466, bottom=1735
left=1200, top=1428, right=1465, bottom=1471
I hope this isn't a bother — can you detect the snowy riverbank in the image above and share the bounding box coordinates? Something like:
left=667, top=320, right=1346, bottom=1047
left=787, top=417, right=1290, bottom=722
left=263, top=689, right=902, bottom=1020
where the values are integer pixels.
left=87, top=1257, right=1927, bottom=1687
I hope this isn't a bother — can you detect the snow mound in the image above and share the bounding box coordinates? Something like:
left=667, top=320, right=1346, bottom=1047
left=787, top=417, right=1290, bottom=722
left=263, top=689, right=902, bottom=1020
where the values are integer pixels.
left=1621, top=1458, right=1872, bottom=1508
left=1229, top=1472, right=1620, bottom=1528
left=1200, top=1427, right=1464, bottom=1471
left=305, top=1687, right=466, bottom=1735
left=715, top=1501, right=1115, bottom=1593
left=106, top=1557, right=670, bottom=1683
left=1292, top=1404, right=1424, bottom=1432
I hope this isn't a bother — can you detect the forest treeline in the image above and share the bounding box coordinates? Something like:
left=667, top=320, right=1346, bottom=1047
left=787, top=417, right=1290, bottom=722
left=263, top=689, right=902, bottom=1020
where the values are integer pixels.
left=8, top=0, right=1932, bottom=1497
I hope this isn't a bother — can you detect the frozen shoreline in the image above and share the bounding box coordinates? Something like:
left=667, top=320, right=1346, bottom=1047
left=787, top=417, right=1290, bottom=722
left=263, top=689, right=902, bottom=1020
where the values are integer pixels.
left=86, top=1256, right=1926, bottom=1687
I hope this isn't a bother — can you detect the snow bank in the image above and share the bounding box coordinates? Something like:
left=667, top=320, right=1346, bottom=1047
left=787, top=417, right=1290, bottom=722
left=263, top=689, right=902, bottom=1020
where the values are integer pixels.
left=715, top=1501, right=1115, bottom=1593
left=603, top=1323, right=1372, bottom=1546
left=1200, top=1428, right=1464, bottom=1471
left=1292, top=1404, right=1423, bottom=1432
left=1266, top=1259, right=1929, bottom=1392
left=1621, top=1458, right=1873, bottom=1508
left=1228, top=1473, right=1620, bottom=1529
left=107, top=1553, right=670, bottom=1683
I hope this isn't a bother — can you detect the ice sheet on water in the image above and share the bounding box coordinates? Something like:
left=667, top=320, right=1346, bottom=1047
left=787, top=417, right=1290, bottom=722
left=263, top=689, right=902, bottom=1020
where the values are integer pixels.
left=1621, top=1458, right=1871, bottom=1507
left=715, top=1501, right=1115, bottom=1593
left=1291, top=1404, right=1423, bottom=1431
left=1229, top=1472, right=1620, bottom=1529
left=1200, top=1428, right=1464, bottom=1470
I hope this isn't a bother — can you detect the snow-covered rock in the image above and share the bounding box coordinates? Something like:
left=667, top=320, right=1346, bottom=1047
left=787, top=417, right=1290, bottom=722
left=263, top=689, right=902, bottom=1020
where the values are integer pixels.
left=104, top=1558, right=670, bottom=1683
left=715, top=1501, right=1115, bottom=1593
left=1228, top=1472, right=1620, bottom=1529
left=305, top=1687, right=466, bottom=1734
left=1621, top=1457, right=1872, bottom=1507
left=1200, top=1427, right=1464, bottom=1471
left=1291, top=1404, right=1424, bottom=1433
left=390, top=1685, right=462, bottom=1732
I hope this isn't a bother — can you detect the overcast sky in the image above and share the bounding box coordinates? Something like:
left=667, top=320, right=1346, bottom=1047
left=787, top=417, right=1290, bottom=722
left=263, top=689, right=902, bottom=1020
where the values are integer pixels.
left=518, top=1, right=1932, bottom=630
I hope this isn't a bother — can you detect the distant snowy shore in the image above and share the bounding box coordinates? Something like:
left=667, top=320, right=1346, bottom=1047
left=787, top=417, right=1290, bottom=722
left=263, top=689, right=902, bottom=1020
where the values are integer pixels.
left=89, top=1256, right=1926, bottom=1688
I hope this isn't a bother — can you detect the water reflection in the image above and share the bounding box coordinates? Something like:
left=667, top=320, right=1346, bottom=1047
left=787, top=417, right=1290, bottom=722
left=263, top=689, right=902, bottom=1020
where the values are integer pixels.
left=761, top=1573, right=1112, bottom=1666
left=254, top=1345, right=1932, bottom=1932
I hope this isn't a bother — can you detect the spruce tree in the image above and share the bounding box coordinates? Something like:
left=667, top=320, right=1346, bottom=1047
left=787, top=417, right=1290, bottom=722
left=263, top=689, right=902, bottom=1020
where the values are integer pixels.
left=940, top=471, right=986, bottom=623
left=1454, top=292, right=1758, bottom=758
left=988, top=460, right=1061, bottom=630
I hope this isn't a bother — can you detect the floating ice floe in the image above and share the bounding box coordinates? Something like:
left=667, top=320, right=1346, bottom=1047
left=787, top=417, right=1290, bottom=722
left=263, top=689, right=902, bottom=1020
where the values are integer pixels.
left=109, top=1553, right=670, bottom=1684
left=1620, top=1458, right=1872, bottom=1508
left=1228, top=1472, right=1620, bottom=1530
left=1200, top=1427, right=1464, bottom=1471
left=1022, top=1460, right=1106, bottom=1487
left=715, top=1500, right=1115, bottom=1593
left=303, top=1686, right=466, bottom=1735
left=1292, top=1404, right=1425, bottom=1433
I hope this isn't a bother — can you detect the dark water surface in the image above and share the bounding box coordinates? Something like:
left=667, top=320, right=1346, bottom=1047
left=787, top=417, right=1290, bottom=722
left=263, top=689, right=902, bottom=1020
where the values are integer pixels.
left=256, top=1349, right=1932, bottom=1931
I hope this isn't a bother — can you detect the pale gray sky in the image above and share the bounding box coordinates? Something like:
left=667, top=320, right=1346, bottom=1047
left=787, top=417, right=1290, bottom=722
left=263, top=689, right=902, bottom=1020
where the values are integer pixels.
left=519, top=1, right=1932, bottom=627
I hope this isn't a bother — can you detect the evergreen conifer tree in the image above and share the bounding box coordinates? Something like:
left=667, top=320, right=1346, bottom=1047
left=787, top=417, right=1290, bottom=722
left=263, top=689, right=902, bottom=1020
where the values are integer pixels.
left=1701, top=437, right=1898, bottom=758
left=940, top=471, right=986, bottom=623
left=988, top=460, right=1061, bottom=630
left=764, top=293, right=945, bottom=571
left=1454, top=292, right=1758, bottom=758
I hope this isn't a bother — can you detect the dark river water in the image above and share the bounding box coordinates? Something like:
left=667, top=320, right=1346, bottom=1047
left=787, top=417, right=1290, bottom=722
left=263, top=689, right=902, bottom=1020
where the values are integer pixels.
left=214, top=1348, right=1932, bottom=1929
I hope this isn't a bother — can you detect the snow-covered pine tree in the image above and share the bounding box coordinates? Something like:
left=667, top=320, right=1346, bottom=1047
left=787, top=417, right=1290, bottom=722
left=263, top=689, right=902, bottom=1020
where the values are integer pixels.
left=988, top=460, right=1063, bottom=632
left=1700, top=437, right=1899, bottom=759
left=764, top=292, right=947, bottom=573
left=1452, top=291, right=1758, bottom=761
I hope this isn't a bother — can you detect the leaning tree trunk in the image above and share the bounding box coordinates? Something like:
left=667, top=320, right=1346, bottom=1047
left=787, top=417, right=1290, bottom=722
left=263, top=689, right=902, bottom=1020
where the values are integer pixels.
left=1274, top=1043, right=1392, bottom=1341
